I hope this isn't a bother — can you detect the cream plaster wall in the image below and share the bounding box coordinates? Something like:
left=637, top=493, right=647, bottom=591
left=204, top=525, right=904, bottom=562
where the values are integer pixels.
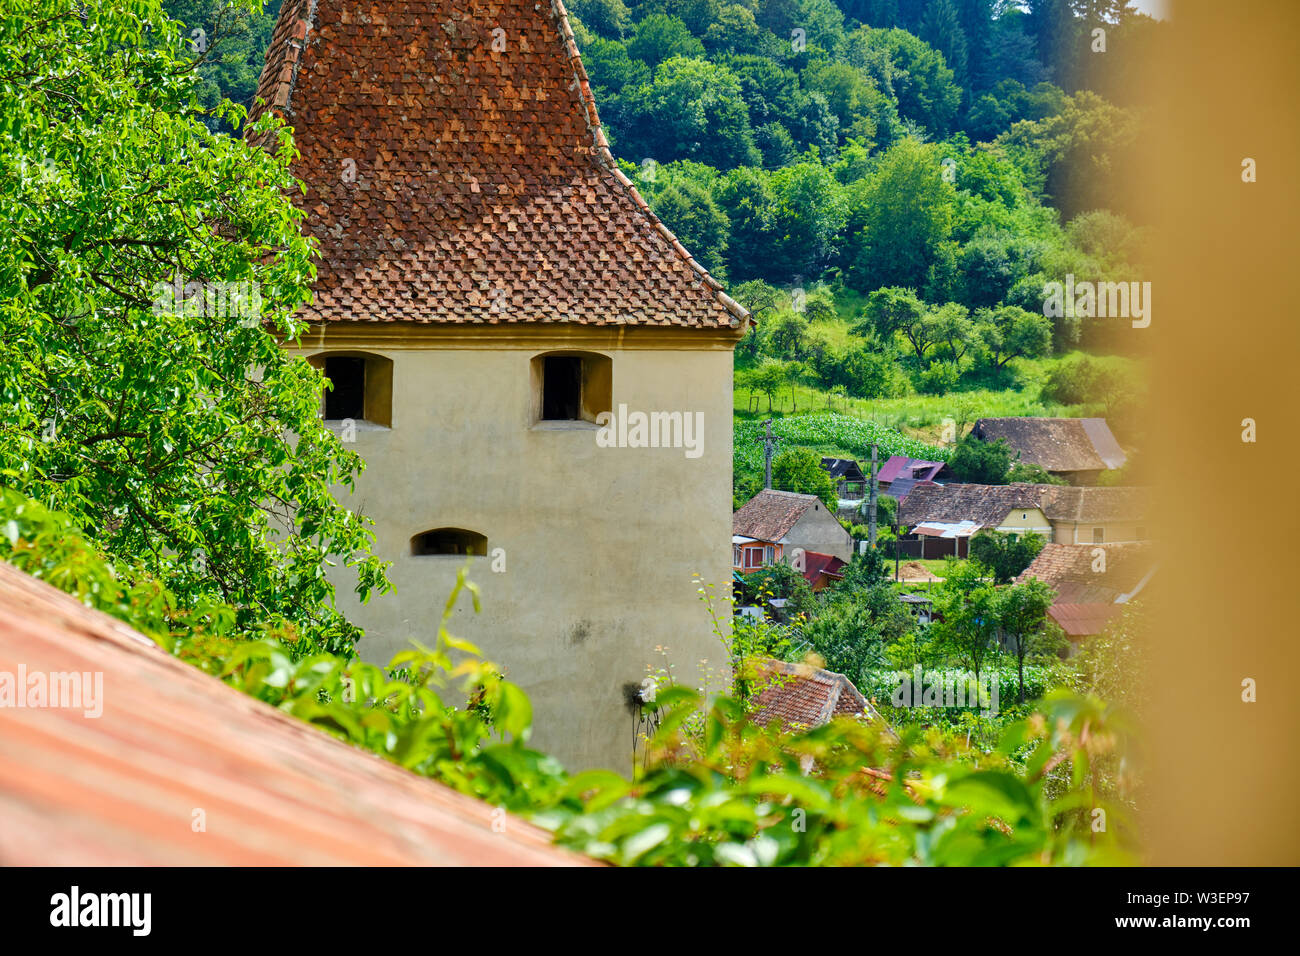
left=293, top=327, right=738, bottom=772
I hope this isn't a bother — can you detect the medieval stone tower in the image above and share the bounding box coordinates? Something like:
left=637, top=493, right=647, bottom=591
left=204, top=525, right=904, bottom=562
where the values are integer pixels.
left=253, top=0, right=746, bottom=768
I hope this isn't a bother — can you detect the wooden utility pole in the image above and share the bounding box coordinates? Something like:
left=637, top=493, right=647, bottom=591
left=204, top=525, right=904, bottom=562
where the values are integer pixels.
left=867, top=443, right=878, bottom=548
left=761, top=419, right=776, bottom=489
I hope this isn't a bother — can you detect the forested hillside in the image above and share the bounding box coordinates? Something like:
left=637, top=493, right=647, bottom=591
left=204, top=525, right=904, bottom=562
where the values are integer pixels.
left=168, top=0, right=1156, bottom=463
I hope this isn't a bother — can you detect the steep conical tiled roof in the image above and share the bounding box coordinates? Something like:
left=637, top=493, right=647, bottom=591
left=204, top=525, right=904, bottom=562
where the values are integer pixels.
left=251, top=0, right=747, bottom=328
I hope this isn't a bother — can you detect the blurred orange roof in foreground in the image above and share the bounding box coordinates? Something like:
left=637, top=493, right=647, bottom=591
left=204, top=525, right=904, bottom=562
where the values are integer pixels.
left=0, top=562, right=591, bottom=866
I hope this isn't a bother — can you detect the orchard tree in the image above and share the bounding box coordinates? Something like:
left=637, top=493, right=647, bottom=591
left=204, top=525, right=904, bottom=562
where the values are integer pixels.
left=858, top=286, right=942, bottom=363
left=997, top=576, right=1056, bottom=704
left=0, top=1, right=388, bottom=653
left=976, top=304, right=1053, bottom=368
left=750, top=358, right=788, bottom=412
left=968, top=530, right=1045, bottom=585
left=931, top=559, right=1001, bottom=690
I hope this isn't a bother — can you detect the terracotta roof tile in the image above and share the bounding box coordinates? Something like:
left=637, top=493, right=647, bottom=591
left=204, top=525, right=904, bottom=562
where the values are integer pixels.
left=1048, top=602, right=1124, bottom=639
left=747, top=659, right=886, bottom=731
left=249, top=0, right=746, bottom=329
left=0, top=562, right=592, bottom=866
left=1015, top=542, right=1157, bottom=603
left=733, top=490, right=822, bottom=543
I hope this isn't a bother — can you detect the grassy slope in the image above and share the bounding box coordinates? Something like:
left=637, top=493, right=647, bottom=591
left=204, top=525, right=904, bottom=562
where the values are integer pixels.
left=734, top=294, right=1144, bottom=447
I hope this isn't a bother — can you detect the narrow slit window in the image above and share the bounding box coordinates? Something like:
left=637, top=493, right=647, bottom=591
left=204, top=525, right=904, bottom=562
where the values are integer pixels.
left=411, top=528, right=488, bottom=556
left=541, top=355, right=582, bottom=421
left=324, top=356, right=366, bottom=421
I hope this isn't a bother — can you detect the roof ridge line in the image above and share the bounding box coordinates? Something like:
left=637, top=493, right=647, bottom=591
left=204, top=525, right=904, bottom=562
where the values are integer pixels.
left=548, top=0, right=748, bottom=326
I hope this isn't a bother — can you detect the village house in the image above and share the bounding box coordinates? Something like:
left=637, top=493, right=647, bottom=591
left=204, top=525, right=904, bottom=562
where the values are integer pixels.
left=971, top=417, right=1127, bottom=485
left=251, top=0, right=747, bottom=769
left=875, top=455, right=953, bottom=502
left=733, top=489, right=854, bottom=572
left=897, top=483, right=1150, bottom=556
left=820, top=457, right=869, bottom=500
left=1015, top=543, right=1157, bottom=649
left=746, top=659, right=887, bottom=733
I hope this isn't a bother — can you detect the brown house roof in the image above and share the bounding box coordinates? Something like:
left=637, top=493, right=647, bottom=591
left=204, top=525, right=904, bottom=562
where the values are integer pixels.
left=899, top=483, right=1148, bottom=529
left=972, top=418, right=1127, bottom=473
left=1048, top=602, right=1124, bottom=639
left=733, top=489, right=822, bottom=542
left=1034, top=485, right=1148, bottom=523
left=1015, top=542, right=1157, bottom=604
left=250, top=0, right=746, bottom=329
left=0, top=562, right=590, bottom=866
left=898, top=483, right=1044, bottom=528
left=747, top=659, right=887, bottom=731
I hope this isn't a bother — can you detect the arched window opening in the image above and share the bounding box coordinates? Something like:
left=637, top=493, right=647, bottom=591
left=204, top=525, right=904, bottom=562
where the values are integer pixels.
left=411, top=528, right=488, bottom=556
left=530, top=351, right=612, bottom=424
left=306, top=351, right=393, bottom=427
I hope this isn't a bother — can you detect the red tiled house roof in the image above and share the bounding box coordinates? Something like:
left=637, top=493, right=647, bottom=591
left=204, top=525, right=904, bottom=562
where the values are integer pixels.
left=732, top=489, right=821, bottom=542
left=1048, top=602, right=1124, bottom=639
left=747, top=659, right=888, bottom=732
left=1015, top=541, right=1156, bottom=604
left=801, top=550, right=847, bottom=587
left=249, top=0, right=747, bottom=329
left=0, top=562, right=591, bottom=865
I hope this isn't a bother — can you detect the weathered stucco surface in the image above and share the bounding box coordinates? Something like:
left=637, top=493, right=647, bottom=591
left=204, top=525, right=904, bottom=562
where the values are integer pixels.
left=294, top=327, right=737, bottom=771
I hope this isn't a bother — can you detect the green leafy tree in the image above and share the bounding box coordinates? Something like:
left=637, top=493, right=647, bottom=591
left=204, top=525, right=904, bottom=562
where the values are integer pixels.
left=930, top=301, right=976, bottom=364
left=975, top=304, right=1052, bottom=368
left=716, top=166, right=778, bottom=281
left=0, top=0, right=388, bottom=653
left=739, top=560, right=817, bottom=619
left=995, top=90, right=1140, bottom=219
left=996, top=576, right=1056, bottom=704
left=930, top=559, right=1000, bottom=689
left=629, top=57, right=760, bottom=169
left=846, top=138, right=956, bottom=291
left=768, top=162, right=848, bottom=280
left=648, top=180, right=730, bottom=278
left=802, top=584, right=912, bottom=686
left=948, top=434, right=1013, bottom=484
left=750, top=358, right=789, bottom=412
left=771, top=447, right=838, bottom=510
left=858, top=286, right=942, bottom=363
left=627, top=13, right=705, bottom=67
left=160, top=0, right=281, bottom=133
left=767, top=311, right=811, bottom=361
left=968, top=529, right=1045, bottom=585
left=920, top=0, right=969, bottom=89
left=583, top=38, right=651, bottom=96
left=1007, top=462, right=1066, bottom=485
left=568, top=0, right=633, bottom=38
left=846, top=27, right=962, bottom=134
